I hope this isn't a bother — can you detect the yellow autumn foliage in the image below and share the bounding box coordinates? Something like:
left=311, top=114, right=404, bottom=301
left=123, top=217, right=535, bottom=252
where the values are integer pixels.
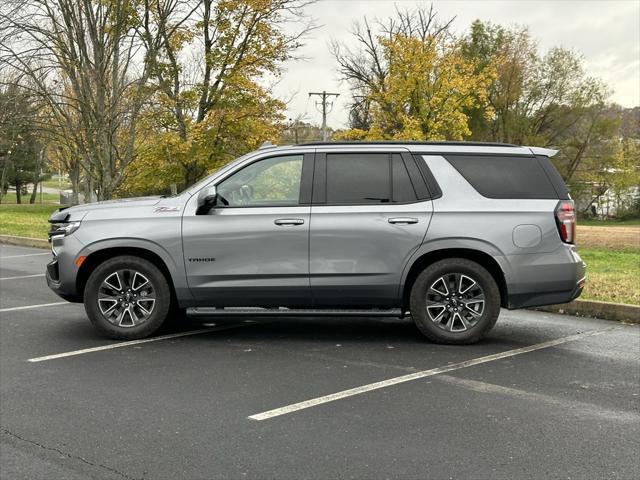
left=336, top=34, right=495, bottom=141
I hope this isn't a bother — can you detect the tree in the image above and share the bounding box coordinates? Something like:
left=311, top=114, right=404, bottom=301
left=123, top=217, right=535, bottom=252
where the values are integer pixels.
left=461, top=21, right=611, bottom=183
left=332, top=6, right=494, bottom=141
left=126, top=0, right=315, bottom=193
left=0, top=0, right=158, bottom=200
left=0, top=83, right=48, bottom=204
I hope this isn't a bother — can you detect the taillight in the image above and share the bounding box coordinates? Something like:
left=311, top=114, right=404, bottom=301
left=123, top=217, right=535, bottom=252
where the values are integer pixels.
left=555, top=200, right=576, bottom=244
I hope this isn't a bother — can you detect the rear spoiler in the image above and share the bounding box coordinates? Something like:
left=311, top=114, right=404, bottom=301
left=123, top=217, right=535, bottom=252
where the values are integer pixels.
left=527, top=146, right=558, bottom=157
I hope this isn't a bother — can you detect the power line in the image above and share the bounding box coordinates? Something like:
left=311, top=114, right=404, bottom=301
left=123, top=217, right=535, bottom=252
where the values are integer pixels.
left=308, top=90, right=340, bottom=141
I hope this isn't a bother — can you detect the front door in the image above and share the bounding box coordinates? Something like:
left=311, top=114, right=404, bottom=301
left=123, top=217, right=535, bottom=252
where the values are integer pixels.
left=309, top=151, right=433, bottom=308
left=182, top=154, right=313, bottom=307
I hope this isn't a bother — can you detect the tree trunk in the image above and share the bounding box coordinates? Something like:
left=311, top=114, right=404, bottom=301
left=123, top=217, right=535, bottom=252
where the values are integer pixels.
left=15, top=181, right=22, bottom=204
left=70, top=171, right=80, bottom=205
left=0, top=157, right=9, bottom=204
left=29, top=181, right=39, bottom=204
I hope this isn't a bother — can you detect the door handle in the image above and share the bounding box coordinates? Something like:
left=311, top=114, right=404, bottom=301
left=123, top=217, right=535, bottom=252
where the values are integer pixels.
left=274, top=218, right=305, bottom=226
left=388, top=217, right=419, bottom=225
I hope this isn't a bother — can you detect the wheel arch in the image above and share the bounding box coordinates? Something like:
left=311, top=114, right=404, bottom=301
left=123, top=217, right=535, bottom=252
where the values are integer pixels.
left=401, top=247, right=509, bottom=312
left=76, top=246, right=178, bottom=304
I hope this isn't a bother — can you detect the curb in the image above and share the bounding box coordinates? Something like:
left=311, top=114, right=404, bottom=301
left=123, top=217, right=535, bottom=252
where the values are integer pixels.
left=0, top=235, right=49, bottom=249
left=534, top=299, right=639, bottom=324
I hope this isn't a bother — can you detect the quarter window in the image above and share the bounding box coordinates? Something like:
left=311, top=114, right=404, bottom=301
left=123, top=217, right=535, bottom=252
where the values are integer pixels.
left=217, top=155, right=303, bottom=207
left=445, top=155, right=559, bottom=199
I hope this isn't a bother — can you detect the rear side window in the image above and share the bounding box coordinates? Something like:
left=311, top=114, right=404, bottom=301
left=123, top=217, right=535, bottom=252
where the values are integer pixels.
left=323, top=153, right=419, bottom=204
left=445, top=155, right=560, bottom=199
left=326, top=153, right=390, bottom=204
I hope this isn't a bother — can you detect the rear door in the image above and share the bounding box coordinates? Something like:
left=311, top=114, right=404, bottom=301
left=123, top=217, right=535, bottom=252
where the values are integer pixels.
left=309, top=150, right=433, bottom=308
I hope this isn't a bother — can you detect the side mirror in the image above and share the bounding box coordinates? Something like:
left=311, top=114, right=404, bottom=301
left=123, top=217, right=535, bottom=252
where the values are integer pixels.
left=196, top=186, right=218, bottom=215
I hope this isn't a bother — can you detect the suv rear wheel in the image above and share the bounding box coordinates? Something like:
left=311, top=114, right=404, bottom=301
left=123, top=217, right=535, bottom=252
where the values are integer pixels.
left=410, top=258, right=500, bottom=344
left=84, top=256, right=171, bottom=339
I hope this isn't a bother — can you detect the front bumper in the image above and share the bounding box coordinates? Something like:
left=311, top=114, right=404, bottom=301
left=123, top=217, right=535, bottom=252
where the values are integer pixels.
left=45, top=235, right=84, bottom=303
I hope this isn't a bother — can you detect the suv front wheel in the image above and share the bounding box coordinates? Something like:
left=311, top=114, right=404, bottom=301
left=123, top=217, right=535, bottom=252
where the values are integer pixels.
left=410, top=258, right=500, bottom=344
left=84, top=256, right=171, bottom=339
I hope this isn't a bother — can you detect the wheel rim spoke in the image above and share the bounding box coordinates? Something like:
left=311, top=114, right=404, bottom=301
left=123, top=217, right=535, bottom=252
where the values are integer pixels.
left=136, top=299, right=155, bottom=315
left=131, top=272, right=149, bottom=291
left=104, top=272, right=122, bottom=292
left=98, top=298, right=118, bottom=315
left=429, top=277, right=449, bottom=296
left=458, top=274, right=476, bottom=295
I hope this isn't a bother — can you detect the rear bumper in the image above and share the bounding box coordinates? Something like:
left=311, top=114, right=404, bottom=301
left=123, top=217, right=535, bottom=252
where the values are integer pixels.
left=505, top=246, right=586, bottom=309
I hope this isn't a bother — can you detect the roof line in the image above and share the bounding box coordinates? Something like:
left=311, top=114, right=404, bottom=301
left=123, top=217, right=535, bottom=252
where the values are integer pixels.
left=297, top=141, right=519, bottom=148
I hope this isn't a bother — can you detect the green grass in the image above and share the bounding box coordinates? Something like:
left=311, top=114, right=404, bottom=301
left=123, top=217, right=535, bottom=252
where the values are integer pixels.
left=0, top=204, right=61, bottom=239
left=0, top=192, right=60, bottom=204
left=41, top=179, right=72, bottom=190
left=579, top=248, right=640, bottom=305
left=578, top=218, right=640, bottom=227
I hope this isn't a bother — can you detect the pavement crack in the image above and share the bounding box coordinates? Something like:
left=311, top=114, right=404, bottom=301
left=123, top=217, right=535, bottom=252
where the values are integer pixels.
left=1, top=427, right=143, bottom=480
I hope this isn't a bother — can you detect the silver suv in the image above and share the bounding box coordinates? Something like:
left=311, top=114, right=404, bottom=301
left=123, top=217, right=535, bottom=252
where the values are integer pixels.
left=46, top=141, right=585, bottom=344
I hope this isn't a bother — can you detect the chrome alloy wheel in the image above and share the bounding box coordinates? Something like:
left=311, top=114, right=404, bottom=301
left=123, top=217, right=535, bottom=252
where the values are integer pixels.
left=425, top=273, right=485, bottom=332
left=97, top=270, right=156, bottom=327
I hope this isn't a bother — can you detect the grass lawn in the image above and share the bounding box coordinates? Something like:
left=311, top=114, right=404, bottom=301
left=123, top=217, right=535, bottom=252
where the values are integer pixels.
left=578, top=218, right=640, bottom=227
left=0, top=204, right=61, bottom=239
left=0, top=192, right=60, bottom=204
left=579, top=248, right=639, bottom=305
left=1, top=205, right=638, bottom=305
left=41, top=179, right=72, bottom=190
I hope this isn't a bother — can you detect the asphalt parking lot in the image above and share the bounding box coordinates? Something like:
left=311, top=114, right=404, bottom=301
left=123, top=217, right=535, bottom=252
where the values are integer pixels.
left=1, top=244, right=639, bottom=480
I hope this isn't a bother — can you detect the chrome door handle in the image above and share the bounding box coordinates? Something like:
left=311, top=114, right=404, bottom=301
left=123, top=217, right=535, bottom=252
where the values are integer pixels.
left=388, top=217, right=419, bottom=225
left=274, top=218, right=305, bottom=226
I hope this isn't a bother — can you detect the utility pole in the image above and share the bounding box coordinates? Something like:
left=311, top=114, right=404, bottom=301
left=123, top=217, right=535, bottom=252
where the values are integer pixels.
left=288, top=117, right=300, bottom=144
left=309, top=90, right=339, bottom=141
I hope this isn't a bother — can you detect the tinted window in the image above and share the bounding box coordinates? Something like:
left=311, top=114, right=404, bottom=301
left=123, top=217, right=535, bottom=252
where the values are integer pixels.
left=217, top=155, right=303, bottom=206
left=326, top=153, right=391, bottom=204
left=392, top=154, right=417, bottom=202
left=536, top=155, right=570, bottom=199
left=445, top=155, right=559, bottom=199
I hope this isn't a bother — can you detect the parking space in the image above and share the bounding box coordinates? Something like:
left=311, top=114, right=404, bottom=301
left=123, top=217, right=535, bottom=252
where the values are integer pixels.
left=1, top=246, right=639, bottom=479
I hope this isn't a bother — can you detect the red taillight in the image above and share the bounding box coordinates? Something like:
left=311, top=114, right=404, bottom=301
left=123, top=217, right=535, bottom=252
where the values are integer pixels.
left=555, top=200, right=576, bottom=244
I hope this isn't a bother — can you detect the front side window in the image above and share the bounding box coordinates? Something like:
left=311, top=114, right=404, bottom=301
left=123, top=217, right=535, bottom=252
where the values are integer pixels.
left=217, top=155, right=303, bottom=207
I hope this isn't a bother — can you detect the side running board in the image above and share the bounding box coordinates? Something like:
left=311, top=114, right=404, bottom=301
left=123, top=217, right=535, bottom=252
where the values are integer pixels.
left=187, top=307, right=405, bottom=318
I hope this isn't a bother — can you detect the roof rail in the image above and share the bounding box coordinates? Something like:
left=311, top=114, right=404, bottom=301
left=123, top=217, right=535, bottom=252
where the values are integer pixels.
left=296, top=140, right=519, bottom=148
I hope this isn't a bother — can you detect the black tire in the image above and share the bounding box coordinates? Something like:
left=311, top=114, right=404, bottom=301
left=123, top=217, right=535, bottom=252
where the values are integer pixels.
left=84, top=255, right=171, bottom=340
left=409, top=258, right=500, bottom=345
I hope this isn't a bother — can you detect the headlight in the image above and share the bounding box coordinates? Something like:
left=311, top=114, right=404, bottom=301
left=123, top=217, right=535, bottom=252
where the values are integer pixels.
left=49, top=221, right=81, bottom=239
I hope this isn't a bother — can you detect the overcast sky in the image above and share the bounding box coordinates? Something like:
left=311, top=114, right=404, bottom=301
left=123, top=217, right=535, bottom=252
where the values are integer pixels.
left=273, top=0, right=640, bottom=129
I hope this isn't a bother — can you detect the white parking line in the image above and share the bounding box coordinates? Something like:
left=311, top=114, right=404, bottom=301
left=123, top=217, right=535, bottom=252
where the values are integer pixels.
left=435, top=375, right=640, bottom=423
left=248, top=327, right=617, bottom=421
left=0, top=301, right=68, bottom=313
left=0, top=273, right=45, bottom=281
left=0, top=253, right=50, bottom=259
left=28, top=323, right=256, bottom=362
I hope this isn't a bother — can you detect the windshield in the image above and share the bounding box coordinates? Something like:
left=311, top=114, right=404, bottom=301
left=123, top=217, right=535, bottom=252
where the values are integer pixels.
left=183, top=151, right=258, bottom=196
